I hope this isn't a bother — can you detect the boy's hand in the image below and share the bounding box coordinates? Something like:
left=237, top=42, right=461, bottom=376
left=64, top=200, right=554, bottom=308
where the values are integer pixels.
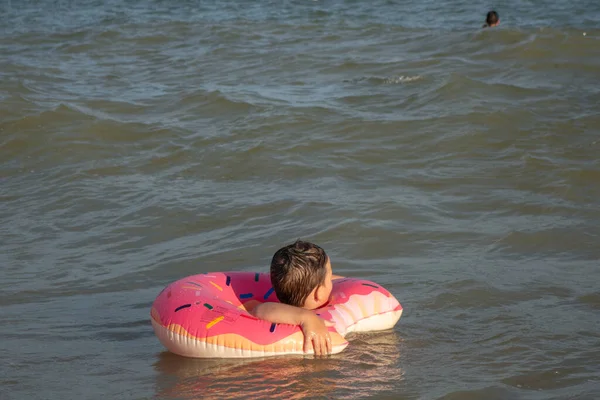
left=250, top=302, right=335, bottom=357
left=300, top=313, right=332, bottom=357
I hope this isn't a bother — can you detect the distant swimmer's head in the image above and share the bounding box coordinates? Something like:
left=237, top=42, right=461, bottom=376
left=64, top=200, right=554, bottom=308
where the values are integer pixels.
left=483, top=10, right=500, bottom=28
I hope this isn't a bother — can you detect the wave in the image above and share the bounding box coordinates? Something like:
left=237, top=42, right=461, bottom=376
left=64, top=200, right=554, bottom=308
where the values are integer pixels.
left=176, top=89, right=262, bottom=115
left=345, top=75, right=423, bottom=85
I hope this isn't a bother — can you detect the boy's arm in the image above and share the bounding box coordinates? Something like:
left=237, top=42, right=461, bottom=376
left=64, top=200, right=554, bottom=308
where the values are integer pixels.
left=250, top=302, right=332, bottom=356
left=332, top=275, right=344, bottom=280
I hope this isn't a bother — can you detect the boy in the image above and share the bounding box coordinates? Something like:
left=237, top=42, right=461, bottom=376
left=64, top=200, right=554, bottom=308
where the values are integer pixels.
left=250, top=240, right=343, bottom=357
left=483, top=10, right=500, bottom=28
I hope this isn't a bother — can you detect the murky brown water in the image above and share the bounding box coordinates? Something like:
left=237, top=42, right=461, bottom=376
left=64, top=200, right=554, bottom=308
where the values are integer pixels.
left=2, top=1, right=600, bottom=399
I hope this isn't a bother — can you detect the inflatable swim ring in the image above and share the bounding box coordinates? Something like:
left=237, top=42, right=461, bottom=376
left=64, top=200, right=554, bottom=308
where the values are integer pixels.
left=151, top=272, right=402, bottom=358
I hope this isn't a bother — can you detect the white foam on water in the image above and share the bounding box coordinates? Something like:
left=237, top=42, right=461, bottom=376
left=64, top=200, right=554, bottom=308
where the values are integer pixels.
left=383, top=75, right=422, bottom=84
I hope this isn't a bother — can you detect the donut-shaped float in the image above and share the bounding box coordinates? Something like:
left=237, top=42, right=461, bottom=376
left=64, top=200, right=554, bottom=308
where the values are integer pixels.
left=151, top=272, right=402, bottom=358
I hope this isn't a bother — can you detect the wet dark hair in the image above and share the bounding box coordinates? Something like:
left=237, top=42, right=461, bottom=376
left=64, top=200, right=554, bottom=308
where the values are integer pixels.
left=270, top=240, right=328, bottom=307
left=484, top=11, right=499, bottom=27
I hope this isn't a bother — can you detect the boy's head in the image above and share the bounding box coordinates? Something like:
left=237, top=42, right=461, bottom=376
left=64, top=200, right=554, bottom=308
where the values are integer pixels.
left=270, top=240, right=333, bottom=309
left=485, top=11, right=499, bottom=27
